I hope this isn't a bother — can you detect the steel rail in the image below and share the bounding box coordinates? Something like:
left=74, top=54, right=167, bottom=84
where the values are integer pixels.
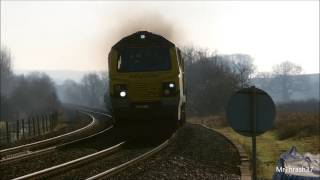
left=62, top=103, right=111, bottom=118
left=0, top=110, right=110, bottom=158
left=86, top=134, right=176, bottom=180
left=77, top=108, right=112, bottom=118
left=0, top=111, right=95, bottom=156
left=13, top=142, right=125, bottom=180
left=0, top=125, right=113, bottom=165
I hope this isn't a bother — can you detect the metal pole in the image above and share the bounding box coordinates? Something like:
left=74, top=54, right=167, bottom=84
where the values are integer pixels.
left=251, top=86, right=257, bottom=180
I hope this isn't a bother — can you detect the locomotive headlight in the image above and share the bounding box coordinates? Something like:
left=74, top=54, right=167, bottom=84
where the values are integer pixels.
left=162, top=82, right=176, bottom=96
left=119, top=91, right=127, bottom=97
left=114, top=84, right=127, bottom=98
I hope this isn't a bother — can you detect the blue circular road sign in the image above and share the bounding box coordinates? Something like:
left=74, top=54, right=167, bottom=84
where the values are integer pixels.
left=226, top=87, right=276, bottom=137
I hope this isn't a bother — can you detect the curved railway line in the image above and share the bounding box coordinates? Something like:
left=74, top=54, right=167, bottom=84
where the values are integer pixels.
left=13, top=142, right=125, bottom=180
left=12, top=134, right=174, bottom=180
left=86, top=136, right=174, bottom=180
left=7, top=108, right=175, bottom=180
left=2, top=107, right=243, bottom=180
left=0, top=110, right=111, bottom=165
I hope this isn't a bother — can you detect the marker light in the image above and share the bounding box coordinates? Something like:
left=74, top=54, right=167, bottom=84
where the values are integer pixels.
left=169, top=83, right=175, bottom=88
left=164, top=89, right=170, bottom=95
left=120, top=91, right=127, bottom=97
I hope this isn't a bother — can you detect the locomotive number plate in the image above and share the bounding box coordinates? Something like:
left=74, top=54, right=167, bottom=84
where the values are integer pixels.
left=135, top=105, right=149, bottom=109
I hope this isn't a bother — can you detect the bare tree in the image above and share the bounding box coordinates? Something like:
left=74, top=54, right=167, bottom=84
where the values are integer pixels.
left=0, top=48, right=14, bottom=120
left=58, top=80, right=83, bottom=105
left=57, top=72, right=108, bottom=109
left=9, top=72, right=60, bottom=118
left=182, top=47, right=255, bottom=116
left=253, top=72, right=274, bottom=92
left=81, top=73, right=105, bottom=107
left=272, top=61, right=303, bottom=102
left=228, top=54, right=256, bottom=87
left=99, top=72, right=111, bottom=110
left=1, top=48, right=60, bottom=120
left=0, top=48, right=13, bottom=97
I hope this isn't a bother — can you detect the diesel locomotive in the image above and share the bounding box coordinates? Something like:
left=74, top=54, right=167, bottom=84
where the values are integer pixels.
left=107, top=31, right=186, bottom=135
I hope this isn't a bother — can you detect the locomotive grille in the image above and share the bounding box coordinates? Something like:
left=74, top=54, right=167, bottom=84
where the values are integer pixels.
left=130, top=82, right=161, bottom=101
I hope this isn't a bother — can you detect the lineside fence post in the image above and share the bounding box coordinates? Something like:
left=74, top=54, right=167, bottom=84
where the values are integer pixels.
left=1, top=111, right=57, bottom=144
left=37, top=116, right=40, bottom=136
left=49, top=114, right=52, bottom=130
left=46, top=114, right=48, bottom=132
left=28, top=117, right=31, bottom=137
left=50, top=113, right=53, bottom=130
left=32, top=117, right=36, bottom=136
left=53, top=111, right=58, bottom=128
left=41, top=115, right=45, bottom=134
left=44, top=115, right=47, bottom=132
left=6, top=121, right=10, bottom=143
left=16, top=119, right=20, bottom=140
left=22, top=118, right=25, bottom=138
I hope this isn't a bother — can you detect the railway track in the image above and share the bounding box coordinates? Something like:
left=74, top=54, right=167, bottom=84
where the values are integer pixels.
left=0, top=110, right=111, bottom=165
left=1, top=107, right=176, bottom=179
left=11, top=133, right=175, bottom=180
left=2, top=110, right=241, bottom=179
left=86, top=136, right=174, bottom=180
left=13, top=142, right=125, bottom=180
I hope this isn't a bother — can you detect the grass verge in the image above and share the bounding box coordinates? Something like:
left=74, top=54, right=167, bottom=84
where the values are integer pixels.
left=188, top=114, right=320, bottom=179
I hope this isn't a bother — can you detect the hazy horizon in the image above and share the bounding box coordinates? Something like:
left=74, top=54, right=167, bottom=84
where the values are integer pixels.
left=1, top=1, right=319, bottom=73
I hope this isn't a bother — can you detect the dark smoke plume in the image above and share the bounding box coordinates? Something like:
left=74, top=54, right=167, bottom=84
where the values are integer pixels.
left=95, top=10, right=185, bottom=71
left=106, top=11, right=184, bottom=49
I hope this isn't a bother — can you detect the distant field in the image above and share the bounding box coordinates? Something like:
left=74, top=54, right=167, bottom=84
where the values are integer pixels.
left=188, top=111, right=320, bottom=179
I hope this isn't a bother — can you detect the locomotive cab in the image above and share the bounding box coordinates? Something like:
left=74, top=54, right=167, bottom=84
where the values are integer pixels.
left=108, top=31, right=186, bottom=134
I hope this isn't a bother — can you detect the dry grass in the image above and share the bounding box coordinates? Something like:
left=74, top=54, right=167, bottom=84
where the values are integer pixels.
left=188, top=111, right=320, bottom=179
left=274, top=112, right=319, bottom=140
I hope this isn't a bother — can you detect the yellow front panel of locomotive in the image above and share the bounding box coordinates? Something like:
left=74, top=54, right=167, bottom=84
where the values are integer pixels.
left=108, top=47, right=180, bottom=102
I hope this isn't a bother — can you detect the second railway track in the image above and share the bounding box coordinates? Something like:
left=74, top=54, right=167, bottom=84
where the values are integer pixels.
left=2, top=113, right=242, bottom=180
left=4, top=106, right=175, bottom=180
left=0, top=110, right=109, bottom=164
left=12, top=134, right=175, bottom=180
left=1, top=111, right=98, bottom=157
left=0, top=108, right=116, bottom=180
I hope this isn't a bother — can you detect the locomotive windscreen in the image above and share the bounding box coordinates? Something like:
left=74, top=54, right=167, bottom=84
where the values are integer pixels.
left=117, top=47, right=171, bottom=72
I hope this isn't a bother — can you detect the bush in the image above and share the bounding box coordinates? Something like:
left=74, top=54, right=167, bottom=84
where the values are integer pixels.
left=274, top=112, right=319, bottom=140
left=182, top=47, right=255, bottom=116
left=277, top=99, right=319, bottom=112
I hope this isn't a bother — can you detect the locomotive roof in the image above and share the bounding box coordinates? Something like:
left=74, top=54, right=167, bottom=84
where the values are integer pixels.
left=112, top=31, right=175, bottom=50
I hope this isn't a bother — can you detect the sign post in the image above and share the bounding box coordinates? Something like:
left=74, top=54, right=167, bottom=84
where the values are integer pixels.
left=226, top=86, right=275, bottom=180
left=251, top=86, right=257, bottom=180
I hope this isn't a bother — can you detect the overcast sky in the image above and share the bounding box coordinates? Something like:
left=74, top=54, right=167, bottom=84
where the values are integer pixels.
left=1, top=1, right=319, bottom=74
